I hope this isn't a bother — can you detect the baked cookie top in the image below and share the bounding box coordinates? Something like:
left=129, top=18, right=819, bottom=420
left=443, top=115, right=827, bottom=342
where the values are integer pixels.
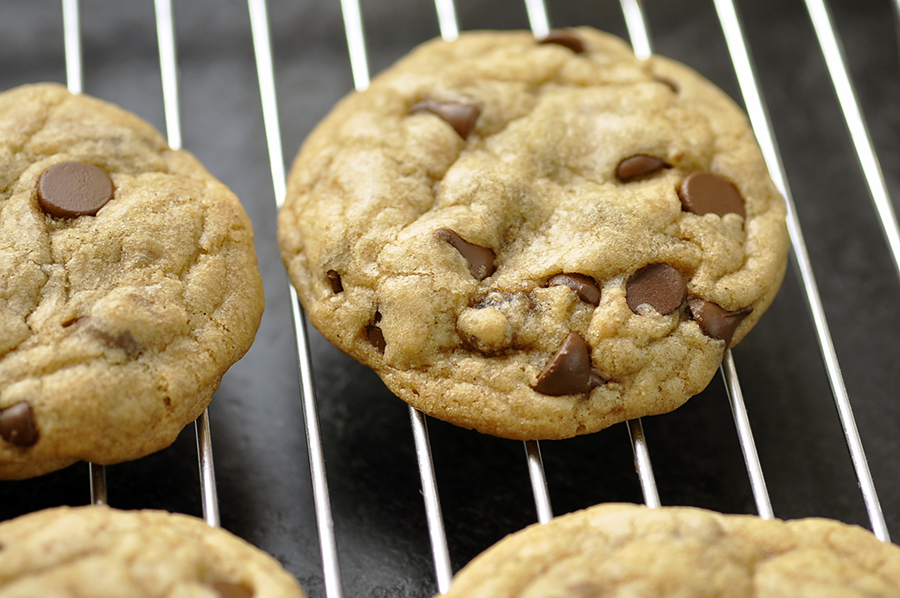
left=278, top=28, right=789, bottom=440
left=443, top=503, right=900, bottom=598
left=0, top=83, right=264, bottom=478
left=0, top=506, right=305, bottom=598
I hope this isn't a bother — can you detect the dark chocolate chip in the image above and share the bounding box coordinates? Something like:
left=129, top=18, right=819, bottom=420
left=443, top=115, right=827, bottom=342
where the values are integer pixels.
left=537, top=29, right=585, bottom=53
left=326, top=270, right=343, bottom=293
left=93, top=328, right=141, bottom=357
left=434, top=228, right=496, bottom=281
left=410, top=99, right=480, bottom=139
left=533, top=332, right=604, bottom=396
left=615, top=155, right=671, bottom=183
left=626, top=263, right=687, bottom=316
left=678, top=171, right=745, bottom=218
left=37, top=161, right=114, bottom=218
left=209, top=581, right=254, bottom=598
left=547, top=273, right=601, bottom=306
left=0, top=402, right=38, bottom=448
left=687, top=297, right=753, bottom=346
left=653, top=76, right=679, bottom=93
left=366, top=322, right=386, bottom=353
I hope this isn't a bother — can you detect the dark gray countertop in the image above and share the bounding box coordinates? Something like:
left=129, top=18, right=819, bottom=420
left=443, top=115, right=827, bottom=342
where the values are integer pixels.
left=2, top=0, right=899, bottom=596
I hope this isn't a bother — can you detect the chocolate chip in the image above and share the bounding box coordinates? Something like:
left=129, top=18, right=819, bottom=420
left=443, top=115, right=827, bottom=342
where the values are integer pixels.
left=615, top=155, right=671, bottom=183
left=547, top=273, right=601, bottom=306
left=537, top=29, right=585, bottom=53
left=410, top=99, right=480, bottom=139
left=37, top=161, right=114, bottom=218
left=94, top=328, right=141, bottom=357
left=366, top=320, right=386, bottom=353
left=434, top=228, right=496, bottom=281
left=209, top=581, right=254, bottom=598
left=0, top=402, right=38, bottom=448
left=326, top=270, right=343, bottom=293
left=678, top=171, right=745, bottom=218
left=533, top=332, right=604, bottom=396
left=626, top=263, right=687, bottom=315
left=653, top=76, right=679, bottom=93
left=687, top=297, right=753, bottom=346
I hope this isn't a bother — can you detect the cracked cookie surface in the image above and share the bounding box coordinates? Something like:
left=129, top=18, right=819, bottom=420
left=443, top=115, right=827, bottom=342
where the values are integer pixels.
left=0, top=506, right=305, bottom=598
left=0, top=83, right=264, bottom=478
left=278, top=28, right=789, bottom=440
left=442, top=503, right=900, bottom=598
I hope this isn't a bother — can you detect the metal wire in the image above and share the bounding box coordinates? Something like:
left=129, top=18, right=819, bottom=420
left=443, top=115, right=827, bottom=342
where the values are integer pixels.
left=804, top=0, right=900, bottom=281
left=721, top=352, right=773, bottom=519
left=620, top=0, right=652, bottom=59
left=617, top=0, right=773, bottom=519
left=39, top=0, right=896, bottom=591
left=524, top=0, right=550, bottom=39
left=88, top=463, right=107, bottom=506
left=61, top=0, right=110, bottom=508
left=247, top=1, right=344, bottom=596
left=524, top=441, right=553, bottom=523
left=427, top=0, right=557, bottom=531
left=340, top=0, right=370, bottom=91
left=194, top=412, right=220, bottom=527
left=433, top=0, right=459, bottom=41
left=713, top=0, right=889, bottom=542
left=153, top=0, right=183, bottom=151
left=626, top=419, right=660, bottom=508
left=61, top=0, right=81, bottom=95
left=333, top=0, right=456, bottom=588
left=409, top=407, right=454, bottom=593
left=153, top=0, right=220, bottom=528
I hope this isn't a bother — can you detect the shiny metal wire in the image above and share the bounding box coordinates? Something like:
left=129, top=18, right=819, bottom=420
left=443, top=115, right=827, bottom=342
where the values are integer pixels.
left=152, top=0, right=222, bottom=528
left=247, top=1, right=345, bottom=597
left=619, top=0, right=773, bottom=520
left=62, top=0, right=223, bottom=525
left=247, top=0, right=344, bottom=598
left=428, top=0, right=558, bottom=529
left=713, top=0, right=889, bottom=541
left=61, top=0, right=108, bottom=509
left=61, top=0, right=82, bottom=95
left=51, top=0, right=891, bottom=593
left=803, top=0, right=900, bottom=280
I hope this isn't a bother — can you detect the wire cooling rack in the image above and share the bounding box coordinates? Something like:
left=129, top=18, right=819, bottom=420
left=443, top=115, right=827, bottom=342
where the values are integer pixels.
left=0, top=1, right=899, bottom=597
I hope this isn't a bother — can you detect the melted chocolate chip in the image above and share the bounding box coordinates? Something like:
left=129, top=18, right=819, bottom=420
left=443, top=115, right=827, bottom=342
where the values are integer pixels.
left=678, top=171, right=745, bottom=218
left=209, top=581, right=254, bottom=598
left=434, top=228, right=496, bottom=281
left=537, top=29, right=585, bottom=53
left=0, top=402, right=38, bottom=448
left=410, top=99, right=480, bottom=139
left=94, top=328, right=141, bottom=357
left=687, top=297, right=753, bottom=346
left=626, top=263, right=687, bottom=316
left=533, top=332, right=604, bottom=396
left=653, top=76, right=679, bottom=93
left=37, top=161, right=114, bottom=218
left=547, top=273, right=601, bottom=306
left=366, top=323, right=386, bottom=353
left=326, top=270, right=343, bottom=293
left=615, top=155, right=671, bottom=183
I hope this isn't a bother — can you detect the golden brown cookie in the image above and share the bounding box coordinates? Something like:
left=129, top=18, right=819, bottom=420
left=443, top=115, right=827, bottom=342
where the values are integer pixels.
left=0, top=83, right=264, bottom=478
left=278, top=28, right=789, bottom=440
left=0, top=506, right=305, bottom=597
left=443, top=503, right=900, bottom=598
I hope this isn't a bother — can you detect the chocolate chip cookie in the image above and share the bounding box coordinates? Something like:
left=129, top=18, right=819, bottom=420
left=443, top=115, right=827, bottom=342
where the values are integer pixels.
left=0, top=506, right=305, bottom=597
left=443, top=503, right=900, bottom=598
left=0, top=83, right=264, bottom=478
left=278, top=28, right=789, bottom=439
